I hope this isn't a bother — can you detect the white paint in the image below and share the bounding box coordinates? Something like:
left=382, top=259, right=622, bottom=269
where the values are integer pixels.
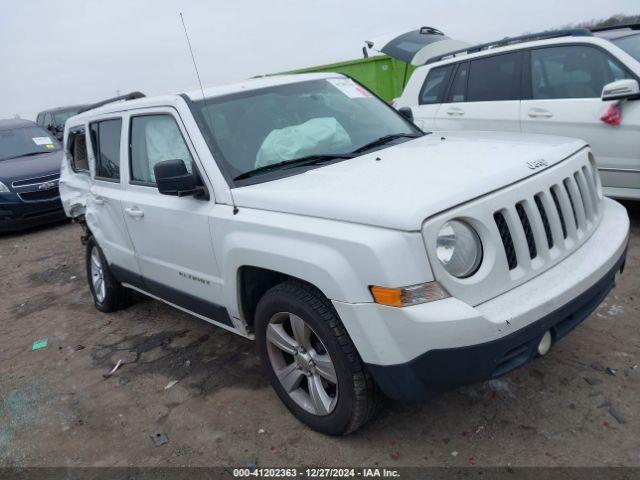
left=59, top=73, right=629, bottom=371
left=396, top=34, right=640, bottom=200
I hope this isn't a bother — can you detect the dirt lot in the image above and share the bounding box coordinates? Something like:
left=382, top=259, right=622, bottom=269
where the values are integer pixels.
left=0, top=202, right=638, bottom=468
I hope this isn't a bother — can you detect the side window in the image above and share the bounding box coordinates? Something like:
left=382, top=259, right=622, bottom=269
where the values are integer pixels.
left=89, top=119, right=122, bottom=180
left=419, top=65, right=453, bottom=105
left=447, top=63, right=469, bottom=103
left=36, top=113, right=44, bottom=126
left=43, top=112, right=52, bottom=127
left=68, top=128, right=89, bottom=172
left=467, top=53, right=520, bottom=102
left=530, top=45, right=630, bottom=100
left=130, top=114, right=193, bottom=185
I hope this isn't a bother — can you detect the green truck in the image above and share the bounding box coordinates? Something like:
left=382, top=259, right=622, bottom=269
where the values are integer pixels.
left=284, top=27, right=469, bottom=102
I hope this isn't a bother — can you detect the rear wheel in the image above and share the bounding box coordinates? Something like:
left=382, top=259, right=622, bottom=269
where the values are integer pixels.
left=255, top=280, right=380, bottom=435
left=85, top=237, right=132, bottom=312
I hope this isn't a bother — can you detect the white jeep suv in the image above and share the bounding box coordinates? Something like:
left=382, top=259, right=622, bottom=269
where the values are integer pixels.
left=59, top=73, right=629, bottom=435
left=395, top=25, right=640, bottom=200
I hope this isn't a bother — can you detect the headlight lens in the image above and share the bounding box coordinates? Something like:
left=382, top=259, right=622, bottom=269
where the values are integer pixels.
left=0, top=181, right=10, bottom=193
left=436, top=220, right=482, bottom=278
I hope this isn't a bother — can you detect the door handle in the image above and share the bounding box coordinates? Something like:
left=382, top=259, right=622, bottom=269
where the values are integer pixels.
left=445, top=108, right=465, bottom=116
left=92, top=195, right=105, bottom=205
left=528, top=108, right=553, bottom=118
left=124, top=206, right=144, bottom=219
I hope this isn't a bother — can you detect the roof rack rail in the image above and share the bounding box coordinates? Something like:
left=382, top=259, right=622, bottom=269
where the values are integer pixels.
left=590, top=23, right=640, bottom=33
left=425, top=28, right=593, bottom=64
left=78, top=91, right=146, bottom=114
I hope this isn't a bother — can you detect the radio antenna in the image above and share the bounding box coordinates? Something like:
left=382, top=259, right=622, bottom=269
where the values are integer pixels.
left=180, top=12, right=206, bottom=101
left=178, top=13, right=239, bottom=213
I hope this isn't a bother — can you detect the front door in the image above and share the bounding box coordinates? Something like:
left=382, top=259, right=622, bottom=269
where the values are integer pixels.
left=520, top=44, right=640, bottom=194
left=120, top=109, right=229, bottom=326
left=434, top=52, right=522, bottom=132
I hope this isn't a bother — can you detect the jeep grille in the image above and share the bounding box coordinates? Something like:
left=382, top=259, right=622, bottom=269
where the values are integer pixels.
left=492, top=164, right=601, bottom=271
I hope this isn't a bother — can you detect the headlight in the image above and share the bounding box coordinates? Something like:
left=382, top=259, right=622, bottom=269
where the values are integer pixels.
left=0, top=181, right=9, bottom=193
left=436, top=220, right=482, bottom=278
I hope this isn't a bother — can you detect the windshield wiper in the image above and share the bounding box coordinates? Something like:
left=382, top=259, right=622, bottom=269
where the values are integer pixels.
left=233, top=153, right=354, bottom=181
left=350, top=132, right=423, bottom=155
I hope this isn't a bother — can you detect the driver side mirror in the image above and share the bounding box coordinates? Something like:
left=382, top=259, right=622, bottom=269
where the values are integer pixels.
left=602, top=79, right=640, bottom=101
left=154, top=159, right=204, bottom=197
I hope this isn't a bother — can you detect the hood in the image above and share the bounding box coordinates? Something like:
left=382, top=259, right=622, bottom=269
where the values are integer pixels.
left=232, top=131, right=586, bottom=231
left=0, top=150, right=63, bottom=183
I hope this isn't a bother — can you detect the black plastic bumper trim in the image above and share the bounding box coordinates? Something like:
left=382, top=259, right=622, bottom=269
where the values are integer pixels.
left=366, top=246, right=628, bottom=402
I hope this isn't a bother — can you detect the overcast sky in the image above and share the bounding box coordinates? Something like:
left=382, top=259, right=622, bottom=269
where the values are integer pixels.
left=1, top=0, right=638, bottom=120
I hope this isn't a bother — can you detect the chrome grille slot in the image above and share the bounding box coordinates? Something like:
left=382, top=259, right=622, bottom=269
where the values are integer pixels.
left=534, top=194, right=553, bottom=249
left=574, top=167, right=597, bottom=221
left=494, top=211, right=517, bottom=270
left=581, top=166, right=598, bottom=212
left=574, top=171, right=593, bottom=222
left=18, top=187, right=60, bottom=202
left=516, top=203, right=537, bottom=259
left=12, top=173, right=59, bottom=188
left=550, top=187, right=567, bottom=239
left=562, top=180, right=579, bottom=230
left=493, top=164, right=602, bottom=277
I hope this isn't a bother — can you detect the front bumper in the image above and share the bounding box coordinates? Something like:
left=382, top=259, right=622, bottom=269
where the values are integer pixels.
left=332, top=198, right=629, bottom=402
left=367, top=248, right=626, bottom=401
left=0, top=198, right=66, bottom=233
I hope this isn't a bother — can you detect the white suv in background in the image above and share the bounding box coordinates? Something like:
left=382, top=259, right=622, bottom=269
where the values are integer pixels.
left=395, top=25, right=640, bottom=200
left=60, top=73, right=629, bottom=435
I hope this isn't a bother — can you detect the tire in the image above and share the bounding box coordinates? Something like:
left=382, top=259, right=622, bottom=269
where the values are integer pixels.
left=255, top=279, right=380, bottom=435
left=85, top=236, right=132, bottom=313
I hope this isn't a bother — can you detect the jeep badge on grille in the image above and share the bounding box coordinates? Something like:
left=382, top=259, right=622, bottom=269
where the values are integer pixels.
left=527, top=159, right=548, bottom=170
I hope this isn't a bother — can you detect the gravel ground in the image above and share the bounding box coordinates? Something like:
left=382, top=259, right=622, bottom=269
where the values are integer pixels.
left=0, top=201, right=638, bottom=468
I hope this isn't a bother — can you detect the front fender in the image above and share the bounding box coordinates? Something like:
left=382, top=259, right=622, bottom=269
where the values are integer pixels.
left=215, top=208, right=433, bottom=319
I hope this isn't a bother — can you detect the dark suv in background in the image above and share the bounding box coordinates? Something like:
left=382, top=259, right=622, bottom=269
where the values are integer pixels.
left=0, top=119, right=66, bottom=232
left=36, top=104, right=87, bottom=141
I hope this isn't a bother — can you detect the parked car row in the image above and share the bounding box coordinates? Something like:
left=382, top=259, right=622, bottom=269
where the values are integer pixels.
left=1, top=23, right=635, bottom=436
left=58, top=70, right=629, bottom=433
left=0, top=96, right=137, bottom=232
left=0, top=119, right=66, bottom=232
left=36, top=104, right=88, bottom=141
left=395, top=24, right=640, bottom=200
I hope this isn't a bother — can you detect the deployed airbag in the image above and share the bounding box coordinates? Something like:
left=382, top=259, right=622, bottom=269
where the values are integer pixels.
left=256, top=117, right=352, bottom=168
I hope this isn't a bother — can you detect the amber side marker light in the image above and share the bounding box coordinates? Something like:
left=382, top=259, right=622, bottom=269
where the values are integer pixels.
left=370, top=282, right=450, bottom=307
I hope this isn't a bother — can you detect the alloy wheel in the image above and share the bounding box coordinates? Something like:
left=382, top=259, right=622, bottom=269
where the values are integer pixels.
left=90, top=247, right=106, bottom=303
left=266, top=312, right=338, bottom=416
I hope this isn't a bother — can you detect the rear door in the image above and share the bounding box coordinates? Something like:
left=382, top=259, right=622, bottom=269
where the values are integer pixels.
left=435, top=51, right=522, bottom=132
left=410, top=64, right=454, bottom=130
left=120, top=108, right=229, bottom=326
left=86, top=117, right=140, bottom=275
left=521, top=44, right=640, bottom=193
left=59, top=125, right=92, bottom=218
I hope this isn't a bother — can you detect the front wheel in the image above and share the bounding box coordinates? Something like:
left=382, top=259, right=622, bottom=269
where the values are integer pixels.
left=255, top=280, right=380, bottom=435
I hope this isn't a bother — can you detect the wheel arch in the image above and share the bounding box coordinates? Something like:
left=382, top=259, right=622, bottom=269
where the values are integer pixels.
left=219, top=217, right=433, bottom=328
